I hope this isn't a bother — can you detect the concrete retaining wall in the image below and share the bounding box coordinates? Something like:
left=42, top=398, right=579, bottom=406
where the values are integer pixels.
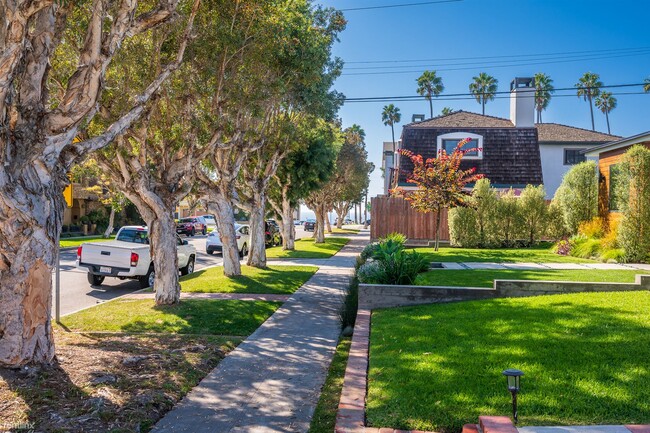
left=359, top=275, right=650, bottom=310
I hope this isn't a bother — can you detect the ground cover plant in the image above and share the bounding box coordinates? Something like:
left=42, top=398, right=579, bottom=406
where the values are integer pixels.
left=0, top=333, right=241, bottom=431
left=356, top=233, right=429, bottom=285
left=265, top=237, right=349, bottom=259
left=61, top=299, right=280, bottom=335
left=415, top=269, right=645, bottom=287
left=368, top=291, right=650, bottom=432
left=180, top=265, right=318, bottom=294
left=414, top=243, right=596, bottom=263
left=308, top=338, right=352, bottom=433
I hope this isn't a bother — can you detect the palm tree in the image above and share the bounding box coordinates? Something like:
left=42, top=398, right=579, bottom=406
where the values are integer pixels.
left=595, top=91, right=617, bottom=134
left=533, top=72, right=554, bottom=123
left=381, top=104, right=401, bottom=153
left=441, top=107, right=455, bottom=116
left=416, top=70, right=444, bottom=118
left=644, top=76, right=650, bottom=92
left=469, top=72, right=498, bottom=115
left=575, top=72, right=603, bottom=131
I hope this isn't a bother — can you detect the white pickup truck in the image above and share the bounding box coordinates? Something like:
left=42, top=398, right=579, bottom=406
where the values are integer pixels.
left=76, top=226, right=196, bottom=289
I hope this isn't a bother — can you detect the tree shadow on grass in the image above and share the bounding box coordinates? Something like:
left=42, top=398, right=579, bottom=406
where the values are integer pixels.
left=367, top=292, right=650, bottom=432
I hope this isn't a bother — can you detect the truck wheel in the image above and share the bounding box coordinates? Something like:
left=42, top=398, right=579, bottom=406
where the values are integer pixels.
left=87, top=273, right=105, bottom=286
left=191, top=228, right=196, bottom=237
left=181, top=256, right=195, bottom=276
left=207, top=250, right=214, bottom=255
left=240, top=243, right=248, bottom=258
left=202, top=227, right=207, bottom=235
left=139, top=267, right=155, bottom=289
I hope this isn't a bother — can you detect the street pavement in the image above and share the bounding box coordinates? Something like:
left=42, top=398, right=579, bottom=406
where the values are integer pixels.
left=52, top=226, right=309, bottom=317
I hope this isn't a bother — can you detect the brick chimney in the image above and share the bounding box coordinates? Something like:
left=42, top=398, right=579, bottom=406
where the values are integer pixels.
left=510, top=77, right=535, bottom=128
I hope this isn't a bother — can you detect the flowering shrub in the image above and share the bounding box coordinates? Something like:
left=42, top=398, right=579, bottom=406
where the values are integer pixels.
left=554, top=239, right=571, bottom=256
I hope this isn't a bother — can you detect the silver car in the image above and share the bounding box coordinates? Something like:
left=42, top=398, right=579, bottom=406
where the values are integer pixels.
left=206, top=224, right=250, bottom=257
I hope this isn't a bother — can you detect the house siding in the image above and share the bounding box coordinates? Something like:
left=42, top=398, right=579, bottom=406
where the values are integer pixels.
left=399, top=127, right=543, bottom=187
left=597, top=141, right=650, bottom=222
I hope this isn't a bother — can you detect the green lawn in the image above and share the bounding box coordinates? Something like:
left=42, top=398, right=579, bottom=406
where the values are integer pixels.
left=180, top=265, right=317, bottom=294
left=368, top=291, right=650, bottom=432
left=61, top=299, right=280, bottom=335
left=331, top=228, right=360, bottom=235
left=416, top=269, right=645, bottom=287
left=265, top=237, right=349, bottom=259
left=413, top=243, right=596, bottom=263
left=309, top=338, right=352, bottom=433
left=59, top=235, right=114, bottom=248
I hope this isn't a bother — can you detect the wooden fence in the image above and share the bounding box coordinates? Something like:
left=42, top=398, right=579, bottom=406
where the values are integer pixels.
left=370, top=195, right=450, bottom=242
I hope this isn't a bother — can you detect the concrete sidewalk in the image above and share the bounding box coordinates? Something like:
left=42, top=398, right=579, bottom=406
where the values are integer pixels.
left=152, top=235, right=368, bottom=433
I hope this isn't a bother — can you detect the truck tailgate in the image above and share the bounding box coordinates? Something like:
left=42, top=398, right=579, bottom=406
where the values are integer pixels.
left=79, top=241, right=148, bottom=269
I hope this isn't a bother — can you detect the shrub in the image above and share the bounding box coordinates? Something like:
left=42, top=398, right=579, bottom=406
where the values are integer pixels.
left=600, top=222, right=619, bottom=251
left=518, top=184, right=548, bottom=244
left=383, top=232, right=406, bottom=246
left=339, top=277, right=359, bottom=329
left=380, top=250, right=430, bottom=285
left=61, top=224, right=69, bottom=233
left=495, top=188, right=524, bottom=246
left=360, top=242, right=380, bottom=262
left=554, top=239, right=571, bottom=256
left=578, top=217, right=605, bottom=239
left=553, top=161, right=598, bottom=234
left=616, top=145, right=650, bottom=263
left=570, top=236, right=601, bottom=259
left=448, top=206, right=480, bottom=248
left=471, top=178, right=499, bottom=247
left=600, top=248, right=625, bottom=263
left=357, top=260, right=387, bottom=284
left=546, top=201, right=568, bottom=241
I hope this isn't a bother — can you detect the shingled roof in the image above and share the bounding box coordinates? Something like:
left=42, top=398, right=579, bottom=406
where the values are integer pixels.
left=406, top=110, right=515, bottom=128
left=535, top=123, right=621, bottom=143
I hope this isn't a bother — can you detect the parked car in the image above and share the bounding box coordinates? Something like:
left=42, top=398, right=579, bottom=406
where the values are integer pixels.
left=303, top=219, right=316, bottom=231
left=265, top=220, right=282, bottom=246
left=206, top=224, right=250, bottom=257
left=176, top=216, right=207, bottom=236
left=293, top=219, right=302, bottom=226
left=344, top=218, right=353, bottom=224
left=200, top=215, right=217, bottom=231
left=76, top=226, right=196, bottom=288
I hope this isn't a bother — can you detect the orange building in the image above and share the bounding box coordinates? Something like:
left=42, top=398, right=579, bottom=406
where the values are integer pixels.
left=584, top=131, right=650, bottom=224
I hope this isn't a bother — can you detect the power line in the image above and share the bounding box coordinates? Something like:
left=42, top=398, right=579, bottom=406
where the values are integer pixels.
left=342, top=83, right=649, bottom=103
left=341, top=50, right=650, bottom=76
left=345, top=46, right=650, bottom=65
left=344, top=48, right=650, bottom=71
left=340, top=0, right=462, bottom=12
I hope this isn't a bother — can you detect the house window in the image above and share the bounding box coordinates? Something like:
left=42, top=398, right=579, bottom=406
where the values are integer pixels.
left=609, top=164, right=621, bottom=211
left=441, top=139, right=480, bottom=157
left=564, top=149, right=586, bottom=165
left=437, top=132, right=483, bottom=159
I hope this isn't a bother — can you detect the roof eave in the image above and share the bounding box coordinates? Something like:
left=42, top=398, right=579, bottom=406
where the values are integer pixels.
left=584, top=131, right=650, bottom=157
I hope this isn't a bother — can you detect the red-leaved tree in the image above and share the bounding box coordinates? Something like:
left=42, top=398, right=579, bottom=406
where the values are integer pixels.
left=397, top=138, right=484, bottom=251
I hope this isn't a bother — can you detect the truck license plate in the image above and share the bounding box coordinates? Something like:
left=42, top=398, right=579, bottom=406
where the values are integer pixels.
left=100, top=266, right=111, bottom=274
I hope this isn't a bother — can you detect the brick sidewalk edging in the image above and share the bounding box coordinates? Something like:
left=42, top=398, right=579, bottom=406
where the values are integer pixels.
left=334, top=312, right=650, bottom=433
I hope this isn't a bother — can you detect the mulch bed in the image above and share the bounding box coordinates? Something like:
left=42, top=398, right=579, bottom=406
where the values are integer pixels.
left=0, top=329, right=240, bottom=432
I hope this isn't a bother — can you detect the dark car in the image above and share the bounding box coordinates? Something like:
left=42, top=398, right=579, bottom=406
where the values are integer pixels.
left=265, top=220, right=282, bottom=247
left=176, top=216, right=207, bottom=236
left=303, top=219, right=316, bottom=232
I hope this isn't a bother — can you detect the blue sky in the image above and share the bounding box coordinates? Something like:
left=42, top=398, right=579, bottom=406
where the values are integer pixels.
left=316, top=0, right=650, bottom=201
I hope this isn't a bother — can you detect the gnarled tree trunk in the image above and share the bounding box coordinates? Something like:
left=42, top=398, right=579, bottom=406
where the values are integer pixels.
left=146, top=212, right=181, bottom=305
left=210, top=193, right=241, bottom=277
left=314, top=203, right=326, bottom=243
left=0, top=167, right=65, bottom=366
left=269, top=184, right=295, bottom=251
left=104, top=207, right=116, bottom=238
left=247, top=190, right=267, bottom=268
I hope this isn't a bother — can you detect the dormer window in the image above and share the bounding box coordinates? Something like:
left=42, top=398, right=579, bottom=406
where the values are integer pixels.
left=437, top=132, right=483, bottom=159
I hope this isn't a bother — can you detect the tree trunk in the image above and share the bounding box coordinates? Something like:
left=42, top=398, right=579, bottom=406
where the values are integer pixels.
left=247, top=191, right=267, bottom=268
left=314, top=205, right=326, bottom=243
left=326, top=212, right=332, bottom=234
left=606, top=112, right=611, bottom=134
left=428, top=98, right=433, bottom=119
left=434, top=207, right=442, bottom=252
left=146, top=211, right=181, bottom=305
left=104, top=207, right=116, bottom=238
left=364, top=194, right=369, bottom=229
left=588, top=95, right=595, bottom=131
left=0, top=169, right=64, bottom=366
left=281, top=200, right=295, bottom=250
left=482, top=99, right=485, bottom=115
left=210, top=194, right=241, bottom=277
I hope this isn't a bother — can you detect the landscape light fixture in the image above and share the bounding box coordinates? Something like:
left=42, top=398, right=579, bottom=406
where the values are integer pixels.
left=502, top=368, right=524, bottom=424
